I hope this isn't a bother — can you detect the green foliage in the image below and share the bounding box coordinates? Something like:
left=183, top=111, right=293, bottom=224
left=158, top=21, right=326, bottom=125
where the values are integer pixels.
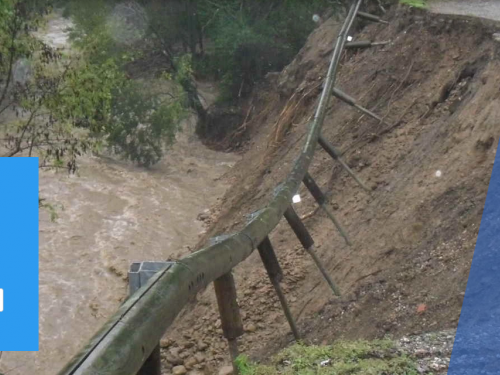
left=2, top=0, right=345, bottom=170
left=0, top=0, right=93, bottom=171
left=400, top=0, right=427, bottom=8
left=0, top=0, right=189, bottom=177
left=59, top=0, right=346, bottom=143
left=175, top=53, right=195, bottom=88
left=0, top=0, right=50, bottom=87
left=207, top=14, right=281, bottom=102
left=43, top=58, right=124, bottom=132
left=39, top=197, right=63, bottom=221
left=99, top=0, right=340, bottom=104
left=0, top=0, right=190, bottom=222
left=141, top=0, right=188, bottom=50
left=59, top=0, right=190, bottom=166
left=196, top=0, right=337, bottom=102
left=106, top=79, right=186, bottom=166
left=236, top=339, right=420, bottom=375
left=63, top=0, right=126, bottom=64
left=236, top=355, right=254, bottom=375
left=236, top=355, right=276, bottom=375
left=1, top=38, right=124, bottom=169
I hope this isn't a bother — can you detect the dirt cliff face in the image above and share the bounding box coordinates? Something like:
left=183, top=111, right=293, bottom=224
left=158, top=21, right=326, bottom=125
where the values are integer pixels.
left=161, top=5, right=500, bottom=374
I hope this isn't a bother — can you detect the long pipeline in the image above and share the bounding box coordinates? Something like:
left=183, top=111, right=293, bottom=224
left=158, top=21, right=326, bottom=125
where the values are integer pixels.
left=56, top=1, right=363, bottom=374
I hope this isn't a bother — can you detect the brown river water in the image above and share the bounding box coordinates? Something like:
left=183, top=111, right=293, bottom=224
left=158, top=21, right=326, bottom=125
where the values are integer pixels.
left=0, top=14, right=239, bottom=375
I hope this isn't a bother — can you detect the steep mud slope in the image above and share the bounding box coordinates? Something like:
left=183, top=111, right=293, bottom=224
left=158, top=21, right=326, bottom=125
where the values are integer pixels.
left=160, top=6, right=500, bottom=374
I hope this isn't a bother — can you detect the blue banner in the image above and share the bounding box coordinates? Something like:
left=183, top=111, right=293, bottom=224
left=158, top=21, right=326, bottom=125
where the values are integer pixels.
left=448, top=143, right=500, bottom=374
left=0, top=158, right=39, bottom=350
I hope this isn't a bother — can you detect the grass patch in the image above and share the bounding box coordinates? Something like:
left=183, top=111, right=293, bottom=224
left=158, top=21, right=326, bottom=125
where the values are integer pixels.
left=400, top=0, right=427, bottom=8
left=235, top=339, right=419, bottom=375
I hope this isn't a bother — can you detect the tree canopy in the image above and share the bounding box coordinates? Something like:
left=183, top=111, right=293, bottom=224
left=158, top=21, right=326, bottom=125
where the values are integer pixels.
left=0, top=0, right=343, bottom=173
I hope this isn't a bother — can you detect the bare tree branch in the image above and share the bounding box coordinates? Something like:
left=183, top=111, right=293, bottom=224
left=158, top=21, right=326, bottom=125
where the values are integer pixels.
left=0, top=24, right=19, bottom=107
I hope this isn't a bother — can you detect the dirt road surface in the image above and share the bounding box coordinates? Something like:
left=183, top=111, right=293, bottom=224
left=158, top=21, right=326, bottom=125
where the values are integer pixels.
left=430, top=0, right=500, bottom=22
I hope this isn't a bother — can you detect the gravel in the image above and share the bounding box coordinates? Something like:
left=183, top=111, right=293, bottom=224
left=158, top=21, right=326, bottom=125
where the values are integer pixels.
left=397, top=329, right=456, bottom=374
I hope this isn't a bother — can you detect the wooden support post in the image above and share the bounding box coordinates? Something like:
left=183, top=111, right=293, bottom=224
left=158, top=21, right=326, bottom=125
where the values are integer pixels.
left=345, top=40, right=372, bottom=49
left=357, top=11, right=389, bottom=24
left=129, top=262, right=174, bottom=375
left=284, top=206, right=341, bottom=296
left=318, top=135, right=371, bottom=193
left=302, top=172, right=351, bottom=245
left=258, top=237, right=301, bottom=340
left=214, top=272, right=244, bottom=374
left=137, top=346, right=161, bottom=375
left=345, top=40, right=390, bottom=49
left=227, top=339, right=239, bottom=369
left=332, top=87, right=383, bottom=123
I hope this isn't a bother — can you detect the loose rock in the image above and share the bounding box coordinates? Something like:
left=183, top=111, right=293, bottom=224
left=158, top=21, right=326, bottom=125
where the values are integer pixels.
left=184, top=357, right=198, bottom=369
left=167, top=348, right=183, bottom=365
left=244, top=323, right=257, bottom=333
left=197, top=340, right=209, bottom=351
left=160, top=338, right=173, bottom=348
left=194, top=352, right=206, bottom=363
left=197, top=211, right=210, bottom=222
left=218, top=365, right=234, bottom=375
left=173, top=365, right=188, bottom=375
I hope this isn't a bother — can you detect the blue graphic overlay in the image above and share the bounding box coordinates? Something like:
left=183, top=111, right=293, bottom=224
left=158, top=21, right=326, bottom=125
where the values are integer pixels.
left=0, top=158, right=39, bottom=350
left=448, top=144, right=500, bottom=374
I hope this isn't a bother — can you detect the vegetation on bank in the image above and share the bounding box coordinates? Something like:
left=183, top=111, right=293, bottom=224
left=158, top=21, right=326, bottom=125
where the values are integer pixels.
left=400, top=0, right=427, bottom=9
left=60, top=0, right=344, bottom=139
left=1, top=0, right=344, bottom=171
left=62, top=0, right=341, bottom=101
left=235, top=339, right=420, bottom=375
left=0, top=0, right=190, bottom=168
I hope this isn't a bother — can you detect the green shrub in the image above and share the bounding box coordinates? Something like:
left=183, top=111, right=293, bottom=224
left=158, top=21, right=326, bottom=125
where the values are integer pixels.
left=198, top=0, right=337, bottom=103
left=235, top=339, right=419, bottom=375
left=400, top=0, right=427, bottom=8
left=105, top=80, right=186, bottom=167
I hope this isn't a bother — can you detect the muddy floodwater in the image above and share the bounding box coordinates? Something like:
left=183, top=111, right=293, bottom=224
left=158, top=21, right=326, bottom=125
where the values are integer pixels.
left=0, top=14, right=239, bottom=375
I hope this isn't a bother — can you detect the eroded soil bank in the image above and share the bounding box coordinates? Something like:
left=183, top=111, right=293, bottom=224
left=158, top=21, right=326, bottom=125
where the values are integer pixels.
left=160, top=4, right=500, bottom=375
